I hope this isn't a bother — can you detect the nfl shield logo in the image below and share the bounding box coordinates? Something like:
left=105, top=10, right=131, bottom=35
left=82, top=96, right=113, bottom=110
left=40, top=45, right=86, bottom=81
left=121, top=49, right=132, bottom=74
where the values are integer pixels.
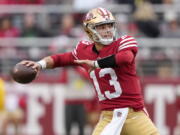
left=117, top=112, right=122, bottom=117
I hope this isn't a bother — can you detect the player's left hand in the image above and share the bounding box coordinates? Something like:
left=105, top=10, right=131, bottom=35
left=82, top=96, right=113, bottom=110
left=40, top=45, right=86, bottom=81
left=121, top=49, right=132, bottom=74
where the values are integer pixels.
left=74, top=60, right=95, bottom=72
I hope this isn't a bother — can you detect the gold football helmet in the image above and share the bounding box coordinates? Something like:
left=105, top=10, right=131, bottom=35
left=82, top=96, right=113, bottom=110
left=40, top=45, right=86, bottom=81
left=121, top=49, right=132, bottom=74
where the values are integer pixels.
left=83, top=7, right=116, bottom=45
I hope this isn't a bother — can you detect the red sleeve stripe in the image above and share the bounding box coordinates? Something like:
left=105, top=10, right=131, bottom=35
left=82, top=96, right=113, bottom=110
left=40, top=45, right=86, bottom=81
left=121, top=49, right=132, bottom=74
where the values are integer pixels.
left=71, top=42, right=81, bottom=60
left=73, top=48, right=77, bottom=55
left=120, top=41, right=137, bottom=48
left=120, top=37, right=135, bottom=44
left=118, top=44, right=137, bottom=51
left=72, top=50, right=78, bottom=60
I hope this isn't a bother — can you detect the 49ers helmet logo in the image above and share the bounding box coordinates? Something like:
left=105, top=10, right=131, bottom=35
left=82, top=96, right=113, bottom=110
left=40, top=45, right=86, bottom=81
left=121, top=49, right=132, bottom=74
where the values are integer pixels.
left=97, top=7, right=110, bottom=19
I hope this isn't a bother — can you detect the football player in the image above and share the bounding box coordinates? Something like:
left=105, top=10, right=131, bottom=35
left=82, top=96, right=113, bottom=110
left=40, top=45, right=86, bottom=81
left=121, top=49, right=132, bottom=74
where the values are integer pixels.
left=20, top=7, right=160, bottom=135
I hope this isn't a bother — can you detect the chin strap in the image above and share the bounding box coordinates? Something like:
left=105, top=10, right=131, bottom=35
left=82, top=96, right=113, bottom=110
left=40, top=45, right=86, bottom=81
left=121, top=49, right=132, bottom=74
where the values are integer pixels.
left=99, top=38, right=114, bottom=45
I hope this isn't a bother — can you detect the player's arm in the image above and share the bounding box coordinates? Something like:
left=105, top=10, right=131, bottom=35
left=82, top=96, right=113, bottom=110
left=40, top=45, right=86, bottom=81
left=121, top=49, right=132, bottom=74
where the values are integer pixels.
left=74, top=50, right=134, bottom=68
left=20, top=41, right=85, bottom=72
left=96, top=50, right=134, bottom=68
left=20, top=52, right=76, bottom=72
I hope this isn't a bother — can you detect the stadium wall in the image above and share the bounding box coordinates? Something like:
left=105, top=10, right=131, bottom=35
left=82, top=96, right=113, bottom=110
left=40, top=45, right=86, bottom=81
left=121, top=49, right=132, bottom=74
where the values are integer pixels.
left=4, top=78, right=180, bottom=135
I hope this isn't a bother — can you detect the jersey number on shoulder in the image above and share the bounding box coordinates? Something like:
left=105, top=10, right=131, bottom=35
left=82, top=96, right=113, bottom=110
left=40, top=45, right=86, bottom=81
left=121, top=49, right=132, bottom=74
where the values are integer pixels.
left=90, top=68, right=122, bottom=101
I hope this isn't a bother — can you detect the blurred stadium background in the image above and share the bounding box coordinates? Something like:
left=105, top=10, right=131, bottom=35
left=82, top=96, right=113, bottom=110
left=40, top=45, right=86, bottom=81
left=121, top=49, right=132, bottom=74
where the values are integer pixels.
left=0, top=0, right=180, bottom=135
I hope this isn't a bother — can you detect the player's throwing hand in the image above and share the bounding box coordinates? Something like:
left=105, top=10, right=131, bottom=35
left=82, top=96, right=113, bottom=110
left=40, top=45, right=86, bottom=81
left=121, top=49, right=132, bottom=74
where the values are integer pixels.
left=20, top=60, right=41, bottom=72
left=74, top=60, right=97, bottom=72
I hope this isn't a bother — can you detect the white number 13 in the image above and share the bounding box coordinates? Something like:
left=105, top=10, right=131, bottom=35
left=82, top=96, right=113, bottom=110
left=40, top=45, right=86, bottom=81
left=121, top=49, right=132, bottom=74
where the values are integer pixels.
left=90, top=68, right=122, bottom=101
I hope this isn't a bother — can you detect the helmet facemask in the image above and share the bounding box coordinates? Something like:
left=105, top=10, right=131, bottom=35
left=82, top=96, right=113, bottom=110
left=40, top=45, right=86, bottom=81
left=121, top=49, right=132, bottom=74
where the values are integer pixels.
left=88, top=22, right=116, bottom=45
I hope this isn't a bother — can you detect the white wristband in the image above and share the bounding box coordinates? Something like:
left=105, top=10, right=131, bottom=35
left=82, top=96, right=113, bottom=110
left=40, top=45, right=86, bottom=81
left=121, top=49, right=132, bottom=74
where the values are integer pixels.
left=37, top=60, right=47, bottom=69
left=94, top=61, right=100, bottom=68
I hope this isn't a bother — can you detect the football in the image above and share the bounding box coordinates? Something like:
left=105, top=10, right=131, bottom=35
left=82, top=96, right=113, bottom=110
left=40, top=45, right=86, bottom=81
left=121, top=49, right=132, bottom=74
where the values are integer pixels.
left=11, top=63, right=37, bottom=84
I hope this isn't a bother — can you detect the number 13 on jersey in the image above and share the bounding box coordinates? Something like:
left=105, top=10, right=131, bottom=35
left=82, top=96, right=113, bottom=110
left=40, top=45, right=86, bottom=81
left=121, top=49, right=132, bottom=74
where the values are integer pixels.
left=90, top=68, right=122, bottom=101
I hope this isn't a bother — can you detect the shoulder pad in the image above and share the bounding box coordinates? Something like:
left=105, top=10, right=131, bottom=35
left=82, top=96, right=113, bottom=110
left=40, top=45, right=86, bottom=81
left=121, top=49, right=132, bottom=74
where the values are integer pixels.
left=72, top=40, right=92, bottom=60
left=80, top=40, right=92, bottom=45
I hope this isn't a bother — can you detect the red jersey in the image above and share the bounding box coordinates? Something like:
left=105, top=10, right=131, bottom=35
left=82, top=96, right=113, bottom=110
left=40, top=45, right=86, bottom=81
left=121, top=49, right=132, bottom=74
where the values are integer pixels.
left=51, top=35, right=144, bottom=111
left=0, top=27, right=20, bottom=37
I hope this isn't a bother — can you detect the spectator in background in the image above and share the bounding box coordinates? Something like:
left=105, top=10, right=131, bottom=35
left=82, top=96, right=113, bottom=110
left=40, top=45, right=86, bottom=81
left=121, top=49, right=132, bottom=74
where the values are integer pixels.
left=0, top=16, right=20, bottom=37
left=115, top=13, right=139, bottom=36
left=49, top=14, right=84, bottom=53
left=159, top=10, right=180, bottom=63
left=0, top=78, right=25, bottom=135
left=133, top=0, right=160, bottom=37
left=58, top=14, right=80, bottom=37
left=59, top=14, right=84, bottom=38
left=163, top=0, right=173, bottom=4
left=161, top=11, right=180, bottom=38
left=0, top=78, right=6, bottom=133
left=21, top=13, right=49, bottom=37
left=115, top=14, right=129, bottom=35
left=0, top=16, right=20, bottom=65
left=21, top=13, right=50, bottom=60
left=157, top=62, right=173, bottom=79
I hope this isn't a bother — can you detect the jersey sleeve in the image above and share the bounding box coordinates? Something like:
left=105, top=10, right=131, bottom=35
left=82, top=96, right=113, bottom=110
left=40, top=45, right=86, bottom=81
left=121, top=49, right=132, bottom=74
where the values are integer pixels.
left=115, top=50, right=134, bottom=66
left=51, top=41, right=87, bottom=67
left=114, top=35, right=138, bottom=66
left=51, top=52, right=76, bottom=67
left=117, top=35, right=138, bottom=55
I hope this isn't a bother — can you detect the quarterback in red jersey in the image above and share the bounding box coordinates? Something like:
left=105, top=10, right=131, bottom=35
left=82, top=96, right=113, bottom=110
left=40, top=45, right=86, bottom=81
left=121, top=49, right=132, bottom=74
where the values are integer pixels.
left=19, top=7, right=159, bottom=135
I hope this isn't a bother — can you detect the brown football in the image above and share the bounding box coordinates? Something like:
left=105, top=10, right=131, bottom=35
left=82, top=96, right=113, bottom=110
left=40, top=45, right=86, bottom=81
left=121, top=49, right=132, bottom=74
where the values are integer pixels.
left=11, top=64, right=37, bottom=84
